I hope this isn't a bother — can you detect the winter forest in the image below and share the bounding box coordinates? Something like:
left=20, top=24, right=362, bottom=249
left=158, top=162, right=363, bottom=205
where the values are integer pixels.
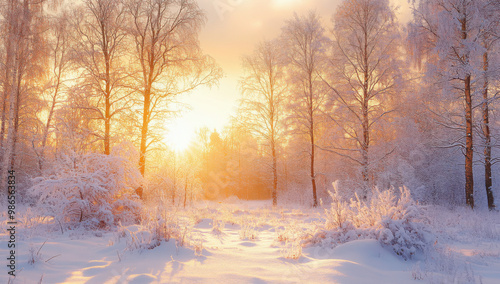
left=2, top=0, right=500, bottom=283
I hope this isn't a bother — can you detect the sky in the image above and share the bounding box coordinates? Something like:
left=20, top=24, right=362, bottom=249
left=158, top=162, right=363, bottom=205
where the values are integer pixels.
left=165, top=0, right=411, bottom=150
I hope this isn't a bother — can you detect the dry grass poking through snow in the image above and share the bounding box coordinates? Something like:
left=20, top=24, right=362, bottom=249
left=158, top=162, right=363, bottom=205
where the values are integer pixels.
left=4, top=191, right=500, bottom=284
left=409, top=206, right=500, bottom=284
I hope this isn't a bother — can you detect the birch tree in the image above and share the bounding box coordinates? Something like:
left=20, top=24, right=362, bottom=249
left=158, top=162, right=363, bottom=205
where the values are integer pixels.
left=409, top=0, right=486, bottom=208
left=323, top=0, right=402, bottom=198
left=240, top=40, right=287, bottom=206
left=34, top=12, right=72, bottom=172
left=281, top=12, right=329, bottom=207
left=478, top=0, right=499, bottom=210
left=125, top=0, right=221, bottom=181
left=71, top=0, right=130, bottom=156
left=0, top=0, right=48, bottom=191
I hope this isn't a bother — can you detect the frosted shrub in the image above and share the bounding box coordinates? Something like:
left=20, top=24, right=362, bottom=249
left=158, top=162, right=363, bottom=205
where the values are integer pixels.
left=324, top=181, right=353, bottom=230
left=281, top=239, right=303, bottom=259
left=239, top=215, right=258, bottom=240
left=276, top=220, right=309, bottom=259
left=30, top=153, right=143, bottom=229
left=118, top=205, right=185, bottom=251
left=212, top=217, right=225, bottom=236
left=376, top=188, right=429, bottom=259
left=119, top=225, right=157, bottom=251
left=308, top=183, right=431, bottom=260
left=139, top=205, right=181, bottom=246
left=275, top=220, right=306, bottom=242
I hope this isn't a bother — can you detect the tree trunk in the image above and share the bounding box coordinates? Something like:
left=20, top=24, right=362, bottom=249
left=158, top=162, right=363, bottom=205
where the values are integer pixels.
left=138, top=88, right=150, bottom=179
left=271, top=140, right=277, bottom=206
left=465, top=74, right=474, bottom=209
left=0, top=1, right=16, bottom=173
left=311, top=132, right=317, bottom=207
left=361, top=27, right=370, bottom=199
left=462, top=17, right=474, bottom=209
left=137, top=87, right=150, bottom=200
left=10, top=66, right=21, bottom=171
left=0, top=52, right=19, bottom=192
left=309, top=76, right=317, bottom=208
left=104, top=38, right=111, bottom=155
left=361, top=96, right=369, bottom=199
left=0, top=88, right=8, bottom=162
left=0, top=54, right=12, bottom=162
left=482, top=51, right=494, bottom=210
left=104, top=95, right=110, bottom=155
left=39, top=76, right=61, bottom=172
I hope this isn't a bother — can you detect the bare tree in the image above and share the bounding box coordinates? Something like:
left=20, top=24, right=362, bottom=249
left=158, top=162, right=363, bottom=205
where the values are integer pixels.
left=240, top=40, right=287, bottom=206
left=0, top=0, right=48, bottom=190
left=281, top=12, right=329, bottom=207
left=323, top=0, right=402, bottom=198
left=410, top=0, right=486, bottom=208
left=125, top=0, right=222, bottom=181
left=34, top=12, right=72, bottom=172
left=71, top=0, right=130, bottom=155
left=478, top=0, right=499, bottom=210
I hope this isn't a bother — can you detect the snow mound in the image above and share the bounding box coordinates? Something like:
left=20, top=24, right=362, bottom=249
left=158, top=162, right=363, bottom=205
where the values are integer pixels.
left=331, top=239, right=406, bottom=270
left=306, top=184, right=432, bottom=260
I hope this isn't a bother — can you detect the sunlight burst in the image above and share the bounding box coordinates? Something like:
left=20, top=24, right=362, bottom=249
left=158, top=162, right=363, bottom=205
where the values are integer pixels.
left=164, top=120, right=195, bottom=152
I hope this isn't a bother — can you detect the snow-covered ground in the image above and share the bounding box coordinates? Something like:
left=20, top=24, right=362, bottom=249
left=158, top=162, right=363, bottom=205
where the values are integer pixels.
left=2, top=199, right=500, bottom=284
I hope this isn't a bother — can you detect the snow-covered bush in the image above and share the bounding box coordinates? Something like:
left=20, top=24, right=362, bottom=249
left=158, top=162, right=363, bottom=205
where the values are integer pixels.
left=119, top=224, right=157, bottom=251
left=117, top=204, right=204, bottom=252
left=376, top=187, right=429, bottom=259
left=281, top=239, right=303, bottom=259
left=30, top=153, right=143, bottom=229
left=324, top=181, right=354, bottom=230
left=211, top=217, right=225, bottom=236
left=275, top=220, right=308, bottom=259
left=239, top=215, right=258, bottom=240
left=138, top=205, right=182, bottom=247
left=307, top=182, right=431, bottom=260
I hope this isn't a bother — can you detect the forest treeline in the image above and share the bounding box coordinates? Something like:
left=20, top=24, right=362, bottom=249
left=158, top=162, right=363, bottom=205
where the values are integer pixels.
left=1, top=0, right=499, bottom=210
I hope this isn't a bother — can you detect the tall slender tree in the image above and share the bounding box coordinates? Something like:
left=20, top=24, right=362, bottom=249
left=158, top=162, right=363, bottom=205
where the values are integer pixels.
left=71, top=0, right=130, bottom=155
left=34, top=12, right=72, bottom=172
left=410, top=0, right=486, bottom=208
left=0, top=0, right=48, bottom=191
left=125, top=0, right=221, bottom=181
left=281, top=12, right=329, bottom=207
left=322, top=0, right=402, bottom=198
left=240, top=40, right=287, bottom=206
left=478, top=0, right=499, bottom=210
